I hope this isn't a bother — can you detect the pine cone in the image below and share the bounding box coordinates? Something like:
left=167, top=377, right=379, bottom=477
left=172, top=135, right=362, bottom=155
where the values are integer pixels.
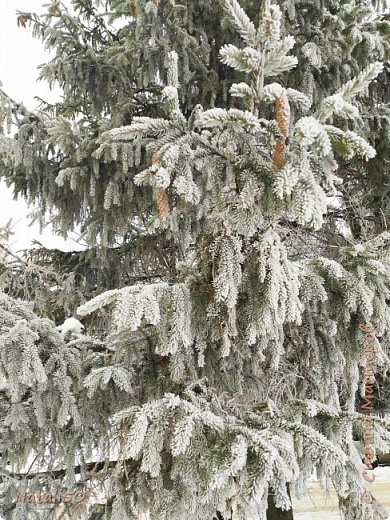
left=156, top=187, right=169, bottom=219
left=151, top=152, right=169, bottom=218
left=275, top=91, right=290, bottom=138
left=273, top=90, right=290, bottom=169
left=273, top=140, right=285, bottom=169
left=128, top=1, right=137, bottom=16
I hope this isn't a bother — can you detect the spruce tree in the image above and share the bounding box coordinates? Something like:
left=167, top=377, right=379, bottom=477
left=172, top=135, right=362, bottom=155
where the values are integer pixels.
left=0, top=0, right=390, bottom=519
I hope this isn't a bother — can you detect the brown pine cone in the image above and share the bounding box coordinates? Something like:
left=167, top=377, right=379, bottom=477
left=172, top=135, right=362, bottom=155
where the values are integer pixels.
left=156, top=187, right=169, bottom=219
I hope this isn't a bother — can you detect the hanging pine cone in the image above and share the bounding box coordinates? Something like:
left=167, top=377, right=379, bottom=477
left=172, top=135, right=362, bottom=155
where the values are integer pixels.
left=274, top=91, right=290, bottom=138
left=128, top=1, right=138, bottom=16
left=156, top=187, right=169, bottom=219
left=151, top=152, right=169, bottom=218
left=273, top=140, right=285, bottom=170
left=273, top=90, right=290, bottom=169
left=151, top=0, right=161, bottom=5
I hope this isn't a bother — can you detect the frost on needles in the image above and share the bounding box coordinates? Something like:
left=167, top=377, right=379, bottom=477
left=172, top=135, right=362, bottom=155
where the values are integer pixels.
left=0, top=0, right=390, bottom=520
left=77, top=1, right=390, bottom=518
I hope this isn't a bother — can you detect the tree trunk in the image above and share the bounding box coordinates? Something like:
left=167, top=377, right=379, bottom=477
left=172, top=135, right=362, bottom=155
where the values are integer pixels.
left=266, top=484, right=294, bottom=520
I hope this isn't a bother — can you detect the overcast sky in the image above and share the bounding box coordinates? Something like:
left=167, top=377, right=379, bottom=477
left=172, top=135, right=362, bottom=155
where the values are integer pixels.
left=0, top=0, right=81, bottom=254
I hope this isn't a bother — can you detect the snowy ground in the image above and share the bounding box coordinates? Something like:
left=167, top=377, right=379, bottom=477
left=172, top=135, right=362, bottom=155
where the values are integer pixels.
left=296, top=514, right=345, bottom=520
left=294, top=466, right=390, bottom=519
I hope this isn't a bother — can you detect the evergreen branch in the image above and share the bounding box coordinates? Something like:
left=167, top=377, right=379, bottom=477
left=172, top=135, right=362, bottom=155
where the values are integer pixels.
left=0, top=243, right=28, bottom=267
left=223, top=0, right=257, bottom=45
left=316, top=62, right=384, bottom=121
left=338, top=61, right=384, bottom=100
left=109, top=118, right=174, bottom=140
left=0, top=457, right=137, bottom=482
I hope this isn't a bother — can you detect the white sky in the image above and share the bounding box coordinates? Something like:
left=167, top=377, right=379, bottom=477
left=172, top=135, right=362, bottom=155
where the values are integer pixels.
left=0, top=0, right=81, bottom=254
